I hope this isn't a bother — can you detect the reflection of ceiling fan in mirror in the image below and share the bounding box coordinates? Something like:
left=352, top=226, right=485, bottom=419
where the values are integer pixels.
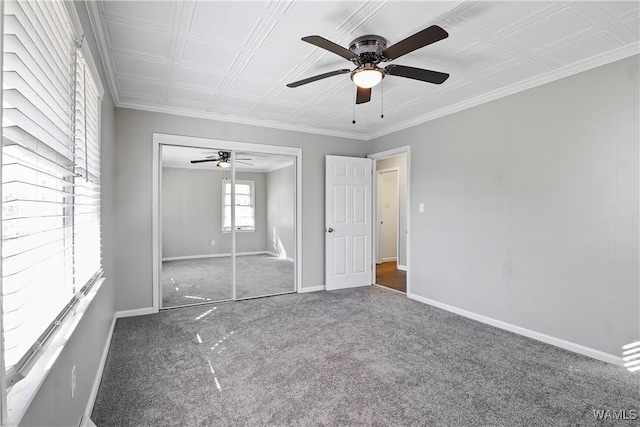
left=190, top=151, right=253, bottom=168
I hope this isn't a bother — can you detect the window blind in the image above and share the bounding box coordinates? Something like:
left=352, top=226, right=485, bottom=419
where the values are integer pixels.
left=73, top=50, right=101, bottom=291
left=1, top=0, right=102, bottom=385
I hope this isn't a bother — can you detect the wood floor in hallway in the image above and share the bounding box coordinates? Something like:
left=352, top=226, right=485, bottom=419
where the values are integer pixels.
left=376, top=261, right=406, bottom=293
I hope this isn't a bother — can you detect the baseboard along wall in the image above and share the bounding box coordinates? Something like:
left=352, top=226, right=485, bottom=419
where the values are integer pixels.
left=163, top=251, right=294, bottom=262
left=84, top=314, right=116, bottom=422
left=115, top=307, right=155, bottom=318
left=299, top=285, right=325, bottom=293
left=264, top=251, right=295, bottom=262
left=163, top=251, right=274, bottom=262
left=407, top=292, right=624, bottom=367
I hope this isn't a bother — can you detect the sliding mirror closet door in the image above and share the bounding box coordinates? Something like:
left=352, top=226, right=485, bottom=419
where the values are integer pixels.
left=161, top=145, right=233, bottom=308
left=234, top=151, right=296, bottom=299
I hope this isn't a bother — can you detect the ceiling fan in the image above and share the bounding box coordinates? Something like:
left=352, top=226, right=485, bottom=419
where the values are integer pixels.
left=287, top=25, right=450, bottom=104
left=190, top=151, right=253, bottom=169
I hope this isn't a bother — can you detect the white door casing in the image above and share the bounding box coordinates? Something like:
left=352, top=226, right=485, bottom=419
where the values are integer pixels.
left=376, top=172, right=384, bottom=264
left=325, top=155, right=372, bottom=290
left=369, top=146, right=411, bottom=293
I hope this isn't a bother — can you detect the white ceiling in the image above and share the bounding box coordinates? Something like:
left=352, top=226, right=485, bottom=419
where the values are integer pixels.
left=88, top=1, right=639, bottom=141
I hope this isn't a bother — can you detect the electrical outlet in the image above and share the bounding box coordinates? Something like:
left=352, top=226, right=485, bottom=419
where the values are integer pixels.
left=211, top=240, right=216, bottom=246
left=71, top=365, right=76, bottom=399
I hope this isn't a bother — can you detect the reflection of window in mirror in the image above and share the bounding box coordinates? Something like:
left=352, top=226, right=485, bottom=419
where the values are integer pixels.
left=222, top=179, right=256, bottom=232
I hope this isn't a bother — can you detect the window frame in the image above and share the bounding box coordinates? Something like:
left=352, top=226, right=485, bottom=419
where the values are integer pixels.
left=221, top=178, right=256, bottom=233
left=0, top=1, right=105, bottom=424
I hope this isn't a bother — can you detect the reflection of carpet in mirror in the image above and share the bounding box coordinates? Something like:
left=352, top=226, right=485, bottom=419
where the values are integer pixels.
left=162, top=254, right=294, bottom=307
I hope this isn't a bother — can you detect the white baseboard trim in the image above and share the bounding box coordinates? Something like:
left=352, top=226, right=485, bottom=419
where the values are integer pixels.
left=115, top=307, right=155, bottom=318
left=326, top=283, right=372, bottom=291
left=397, top=264, right=407, bottom=271
left=299, top=285, right=325, bottom=293
left=373, top=283, right=406, bottom=295
left=265, top=251, right=295, bottom=262
left=80, top=415, right=98, bottom=427
left=84, top=314, right=116, bottom=422
left=407, top=292, right=623, bottom=367
left=382, top=257, right=397, bottom=262
left=163, top=253, right=230, bottom=261
left=163, top=251, right=273, bottom=262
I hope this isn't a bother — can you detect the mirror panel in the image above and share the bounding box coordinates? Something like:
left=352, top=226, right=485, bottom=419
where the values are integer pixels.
left=159, top=145, right=296, bottom=308
left=234, top=151, right=296, bottom=299
left=161, top=145, right=233, bottom=308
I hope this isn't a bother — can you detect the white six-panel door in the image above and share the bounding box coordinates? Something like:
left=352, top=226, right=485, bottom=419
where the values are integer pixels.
left=325, top=155, right=372, bottom=290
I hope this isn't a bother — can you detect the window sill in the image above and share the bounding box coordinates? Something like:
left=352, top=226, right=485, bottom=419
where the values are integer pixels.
left=4, top=277, right=106, bottom=426
left=221, top=229, right=256, bottom=233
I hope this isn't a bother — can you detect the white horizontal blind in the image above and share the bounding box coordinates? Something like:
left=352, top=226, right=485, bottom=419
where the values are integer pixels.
left=2, top=0, right=75, bottom=372
left=222, top=179, right=255, bottom=231
left=1, top=0, right=102, bottom=382
left=73, top=50, right=101, bottom=289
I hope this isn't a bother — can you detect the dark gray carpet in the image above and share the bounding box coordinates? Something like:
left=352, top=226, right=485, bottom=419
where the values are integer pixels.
left=162, top=254, right=295, bottom=307
left=92, top=287, right=639, bottom=426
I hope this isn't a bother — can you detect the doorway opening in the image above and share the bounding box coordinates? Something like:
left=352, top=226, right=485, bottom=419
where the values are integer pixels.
left=376, top=167, right=405, bottom=292
left=369, top=148, right=409, bottom=294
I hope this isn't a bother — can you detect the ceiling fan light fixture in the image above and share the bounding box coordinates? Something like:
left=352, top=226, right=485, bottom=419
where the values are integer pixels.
left=351, top=66, right=384, bottom=89
left=217, top=160, right=231, bottom=168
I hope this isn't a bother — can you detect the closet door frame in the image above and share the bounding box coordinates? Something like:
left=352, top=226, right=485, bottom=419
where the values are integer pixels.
left=152, top=133, right=302, bottom=312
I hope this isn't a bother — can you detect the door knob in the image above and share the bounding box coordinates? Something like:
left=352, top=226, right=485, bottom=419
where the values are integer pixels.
left=327, top=227, right=334, bottom=233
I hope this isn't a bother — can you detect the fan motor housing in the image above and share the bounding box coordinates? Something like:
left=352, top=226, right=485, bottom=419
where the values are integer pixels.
left=349, top=35, right=387, bottom=55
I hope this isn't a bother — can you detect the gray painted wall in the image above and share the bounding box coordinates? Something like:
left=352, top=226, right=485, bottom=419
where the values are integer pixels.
left=369, top=55, right=640, bottom=357
left=376, top=155, right=408, bottom=266
left=20, top=1, right=116, bottom=424
left=114, top=109, right=367, bottom=310
left=162, top=168, right=268, bottom=258
left=266, top=165, right=296, bottom=259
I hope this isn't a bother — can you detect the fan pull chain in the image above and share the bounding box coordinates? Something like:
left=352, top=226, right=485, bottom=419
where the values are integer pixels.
left=352, top=92, right=356, bottom=124
left=380, top=80, right=384, bottom=119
